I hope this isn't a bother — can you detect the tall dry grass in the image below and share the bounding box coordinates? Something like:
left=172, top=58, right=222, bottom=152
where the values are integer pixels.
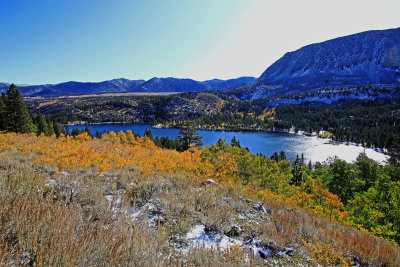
left=1, top=141, right=400, bottom=266
left=0, top=194, right=170, bottom=266
left=260, top=197, right=400, bottom=266
left=0, top=152, right=262, bottom=266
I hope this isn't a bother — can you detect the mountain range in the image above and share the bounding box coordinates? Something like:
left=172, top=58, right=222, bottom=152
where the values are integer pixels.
left=2, top=28, right=400, bottom=98
left=232, top=27, right=400, bottom=99
left=0, top=77, right=255, bottom=96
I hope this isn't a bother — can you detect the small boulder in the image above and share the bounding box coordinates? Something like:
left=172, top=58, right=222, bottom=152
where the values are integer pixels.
left=253, top=204, right=266, bottom=213
left=201, top=179, right=218, bottom=186
left=225, top=225, right=242, bottom=237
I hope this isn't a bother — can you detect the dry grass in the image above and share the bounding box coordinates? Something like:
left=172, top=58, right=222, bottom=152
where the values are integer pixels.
left=0, top=194, right=173, bottom=266
left=0, top=152, right=172, bottom=266
left=260, top=197, right=400, bottom=266
left=0, top=152, right=257, bottom=266
left=1, top=149, right=400, bottom=266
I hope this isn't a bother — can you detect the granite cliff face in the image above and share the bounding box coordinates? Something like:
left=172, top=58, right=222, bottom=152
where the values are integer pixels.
left=257, top=27, right=400, bottom=92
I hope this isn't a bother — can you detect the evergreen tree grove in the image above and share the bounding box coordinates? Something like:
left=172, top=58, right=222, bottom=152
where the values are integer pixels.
left=270, top=152, right=279, bottom=162
left=0, top=93, right=7, bottom=131
left=388, top=134, right=400, bottom=166
left=5, top=84, right=35, bottom=133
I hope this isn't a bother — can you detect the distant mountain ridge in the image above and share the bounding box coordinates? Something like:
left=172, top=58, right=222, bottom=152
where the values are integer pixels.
left=0, top=77, right=255, bottom=96
left=260, top=27, right=400, bottom=85
left=4, top=28, right=399, bottom=98
left=228, top=27, right=400, bottom=100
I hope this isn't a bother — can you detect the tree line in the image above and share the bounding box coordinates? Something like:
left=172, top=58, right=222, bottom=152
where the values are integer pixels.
left=180, top=98, right=400, bottom=151
left=0, top=84, right=64, bottom=136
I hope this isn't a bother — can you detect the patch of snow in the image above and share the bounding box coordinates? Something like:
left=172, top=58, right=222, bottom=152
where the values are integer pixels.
left=45, top=178, right=57, bottom=187
left=185, top=225, right=272, bottom=259
left=206, top=179, right=217, bottom=185
left=186, top=225, right=243, bottom=250
left=148, top=214, right=165, bottom=227
left=277, top=247, right=294, bottom=256
left=248, top=239, right=271, bottom=258
left=238, top=214, right=246, bottom=220
left=218, top=235, right=244, bottom=249
left=59, top=171, right=69, bottom=177
left=105, top=195, right=122, bottom=211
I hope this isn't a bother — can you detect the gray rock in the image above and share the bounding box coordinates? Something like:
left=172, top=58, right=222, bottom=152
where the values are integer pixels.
left=253, top=204, right=266, bottom=213
left=225, top=225, right=242, bottom=237
left=252, top=27, right=400, bottom=99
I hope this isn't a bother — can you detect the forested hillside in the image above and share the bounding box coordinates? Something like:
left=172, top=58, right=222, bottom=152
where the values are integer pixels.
left=23, top=85, right=400, bottom=150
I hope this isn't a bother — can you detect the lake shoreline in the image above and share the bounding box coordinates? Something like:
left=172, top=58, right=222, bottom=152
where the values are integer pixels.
left=69, top=121, right=388, bottom=154
left=67, top=122, right=389, bottom=164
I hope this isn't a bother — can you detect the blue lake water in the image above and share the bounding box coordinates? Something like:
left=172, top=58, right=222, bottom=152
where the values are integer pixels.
left=68, top=124, right=387, bottom=164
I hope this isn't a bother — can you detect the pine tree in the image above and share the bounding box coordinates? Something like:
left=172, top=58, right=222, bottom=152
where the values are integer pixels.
left=308, top=160, right=312, bottom=171
left=53, top=121, right=63, bottom=137
left=291, top=155, right=304, bottom=186
left=217, top=138, right=227, bottom=148
left=270, top=152, right=279, bottom=162
left=65, top=125, right=70, bottom=136
left=5, top=84, right=35, bottom=133
left=388, top=134, right=400, bottom=166
left=36, top=112, right=48, bottom=135
left=231, top=136, right=241, bottom=148
left=154, top=136, right=161, bottom=147
left=0, top=94, right=7, bottom=131
left=46, top=119, right=55, bottom=136
left=84, top=125, right=93, bottom=138
left=71, top=128, right=82, bottom=136
left=176, top=122, right=203, bottom=151
left=279, top=151, right=287, bottom=161
left=144, top=129, right=154, bottom=142
left=0, top=93, right=6, bottom=104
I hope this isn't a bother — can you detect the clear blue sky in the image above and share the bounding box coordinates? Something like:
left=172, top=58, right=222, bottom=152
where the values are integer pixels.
left=1, top=0, right=399, bottom=84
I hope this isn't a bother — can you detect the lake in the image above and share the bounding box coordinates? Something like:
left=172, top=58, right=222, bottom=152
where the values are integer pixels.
left=68, top=124, right=388, bottom=164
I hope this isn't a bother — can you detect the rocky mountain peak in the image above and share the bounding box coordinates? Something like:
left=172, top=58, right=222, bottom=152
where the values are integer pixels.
left=258, top=27, right=400, bottom=90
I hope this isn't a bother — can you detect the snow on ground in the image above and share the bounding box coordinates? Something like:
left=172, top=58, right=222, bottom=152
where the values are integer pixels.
left=185, top=225, right=243, bottom=250
left=185, top=224, right=271, bottom=258
left=104, top=195, right=141, bottom=220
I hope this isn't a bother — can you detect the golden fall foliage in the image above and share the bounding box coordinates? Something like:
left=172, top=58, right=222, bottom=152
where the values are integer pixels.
left=0, top=132, right=215, bottom=179
left=0, top=131, right=348, bottom=223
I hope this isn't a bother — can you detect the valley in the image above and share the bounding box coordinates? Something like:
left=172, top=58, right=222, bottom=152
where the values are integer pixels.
left=1, top=22, right=400, bottom=266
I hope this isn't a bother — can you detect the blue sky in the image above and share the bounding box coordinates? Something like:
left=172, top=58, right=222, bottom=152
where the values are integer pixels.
left=1, top=0, right=399, bottom=84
